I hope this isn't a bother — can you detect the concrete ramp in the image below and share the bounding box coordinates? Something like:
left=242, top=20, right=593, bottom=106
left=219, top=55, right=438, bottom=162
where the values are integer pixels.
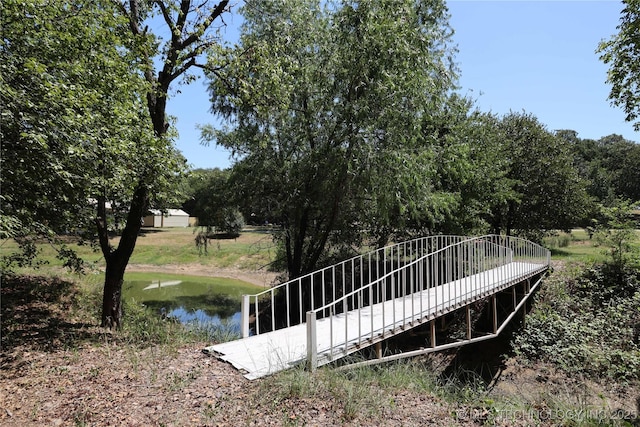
left=204, top=323, right=308, bottom=380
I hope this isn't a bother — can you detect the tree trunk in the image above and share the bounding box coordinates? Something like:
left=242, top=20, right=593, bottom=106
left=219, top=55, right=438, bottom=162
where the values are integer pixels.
left=101, top=256, right=127, bottom=328
left=96, top=0, right=230, bottom=328
left=98, top=184, right=148, bottom=328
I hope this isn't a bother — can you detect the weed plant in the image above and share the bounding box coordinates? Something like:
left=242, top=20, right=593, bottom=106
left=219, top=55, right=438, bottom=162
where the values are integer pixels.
left=185, top=318, right=240, bottom=343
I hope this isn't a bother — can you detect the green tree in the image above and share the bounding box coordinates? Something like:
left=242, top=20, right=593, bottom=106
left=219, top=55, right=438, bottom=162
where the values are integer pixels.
left=598, top=134, right=640, bottom=203
left=93, top=0, right=231, bottom=327
left=488, top=113, right=590, bottom=239
left=1, top=0, right=230, bottom=328
left=182, top=168, right=229, bottom=226
left=443, top=109, right=517, bottom=235
left=182, top=168, right=244, bottom=234
left=1, top=0, right=165, bottom=272
left=598, top=0, right=640, bottom=131
left=560, top=131, right=640, bottom=205
left=557, top=130, right=614, bottom=203
left=204, top=0, right=459, bottom=278
left=361, top=93, right=476, bottom=245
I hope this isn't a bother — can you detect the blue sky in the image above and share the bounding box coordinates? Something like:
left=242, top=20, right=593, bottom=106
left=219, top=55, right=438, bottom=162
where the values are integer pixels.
left=167, top=0, right=636, bottom=170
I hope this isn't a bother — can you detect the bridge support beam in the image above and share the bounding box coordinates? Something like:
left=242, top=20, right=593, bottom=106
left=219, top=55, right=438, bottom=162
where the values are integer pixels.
left=522, top=279, right=531, bottom=327
left=430, top=319, right=437, bottom=348
left=334, top=275, right=545, bottom=372
left=491, top=295, right=498, bottom=334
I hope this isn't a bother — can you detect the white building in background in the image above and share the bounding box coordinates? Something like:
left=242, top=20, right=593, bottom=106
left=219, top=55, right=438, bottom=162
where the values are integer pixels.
left=142, top=209, right=190, bottom=228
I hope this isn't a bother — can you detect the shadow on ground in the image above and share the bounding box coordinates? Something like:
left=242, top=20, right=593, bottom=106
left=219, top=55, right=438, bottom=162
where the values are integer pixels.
left=0, top=274, right=101, bottom=359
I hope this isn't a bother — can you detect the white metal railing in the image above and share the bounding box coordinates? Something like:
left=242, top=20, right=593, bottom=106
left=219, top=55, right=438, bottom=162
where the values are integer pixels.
left=240, top=235, right=469, bottom=337
left=305, top=235, right=550, bottom=368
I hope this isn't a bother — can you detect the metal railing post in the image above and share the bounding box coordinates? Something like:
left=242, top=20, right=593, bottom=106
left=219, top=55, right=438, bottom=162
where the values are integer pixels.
left=306, top=311, right=318, bottom=372
left=241, top=295, right=250, bottom=338
left=286, top=283, right=291, bottom=328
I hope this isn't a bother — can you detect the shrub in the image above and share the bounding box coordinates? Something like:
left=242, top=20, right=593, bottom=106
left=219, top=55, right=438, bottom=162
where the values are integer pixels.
left=575, top=263, right=640, bottom=305
left=513, top=265, right=640, bottom=382
left=545, top=233, right=572, bottom=249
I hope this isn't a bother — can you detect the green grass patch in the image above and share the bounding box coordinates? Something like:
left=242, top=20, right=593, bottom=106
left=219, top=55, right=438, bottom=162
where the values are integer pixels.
left=126, top=228, right=276, bottom=269
left=259, top=356, right=492, bottom=425
left=545, top=229, right=636, bottom=264
left=1, top=227, right=277, bottom=274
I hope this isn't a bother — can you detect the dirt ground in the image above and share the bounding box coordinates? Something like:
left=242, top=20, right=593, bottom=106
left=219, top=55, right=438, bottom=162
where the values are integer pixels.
left=1, top=268, right=638, bottom=427
left=0, top=270, right=462, bottom=427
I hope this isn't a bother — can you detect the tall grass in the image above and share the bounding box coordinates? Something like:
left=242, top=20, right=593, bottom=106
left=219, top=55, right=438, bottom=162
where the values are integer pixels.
left=257, top=356, right=492, bottom=424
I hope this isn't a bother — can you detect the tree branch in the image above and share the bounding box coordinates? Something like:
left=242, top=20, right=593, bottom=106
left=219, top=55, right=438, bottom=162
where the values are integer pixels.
left=169, top=57, right=198, bottom=82
left=176, top=0, right=191, bottom=37
left=154, top=1, right=176, bottom=38
left=127, top=0, right=142, bottom=35
left=178, top=0, right=229, bottom=50
left=95, top=196, right=113, bottom=260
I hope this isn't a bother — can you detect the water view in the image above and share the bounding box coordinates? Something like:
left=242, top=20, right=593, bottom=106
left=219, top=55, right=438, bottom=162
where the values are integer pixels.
left=122, top=272, right=262, bottom=333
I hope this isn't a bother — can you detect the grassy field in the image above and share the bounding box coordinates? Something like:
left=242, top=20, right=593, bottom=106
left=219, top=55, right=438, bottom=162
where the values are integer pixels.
left=128, top=227, right=277, bottom=269
left=4, top=226, right=639, bottom=277
left=544, top=228, right=640, bottom=263
left=1, top=226, right=279, bottom=275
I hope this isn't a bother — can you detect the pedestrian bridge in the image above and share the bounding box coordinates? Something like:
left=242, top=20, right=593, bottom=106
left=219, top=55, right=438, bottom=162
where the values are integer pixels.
left=204, top=235, right=550, bottom=380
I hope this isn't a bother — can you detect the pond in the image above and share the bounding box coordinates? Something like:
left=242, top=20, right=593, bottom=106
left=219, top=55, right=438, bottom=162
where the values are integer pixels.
left=122, top=272, right=263, bottom=333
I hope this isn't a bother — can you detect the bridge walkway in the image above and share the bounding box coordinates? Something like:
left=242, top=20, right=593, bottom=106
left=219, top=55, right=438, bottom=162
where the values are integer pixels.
left=205, top=235, right=549, bottom=380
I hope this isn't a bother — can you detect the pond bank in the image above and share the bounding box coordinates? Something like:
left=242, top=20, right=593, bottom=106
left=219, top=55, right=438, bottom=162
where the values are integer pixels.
left=125, top=263, right=279, bottom=288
